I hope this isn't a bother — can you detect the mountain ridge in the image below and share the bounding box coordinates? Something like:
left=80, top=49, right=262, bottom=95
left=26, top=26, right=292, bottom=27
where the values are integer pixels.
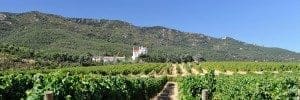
left=0, top=11, right=299, bottom=61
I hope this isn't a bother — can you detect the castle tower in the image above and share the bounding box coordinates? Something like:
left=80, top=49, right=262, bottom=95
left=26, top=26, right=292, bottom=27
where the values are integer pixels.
left=132, top=46, right=147, bottom=60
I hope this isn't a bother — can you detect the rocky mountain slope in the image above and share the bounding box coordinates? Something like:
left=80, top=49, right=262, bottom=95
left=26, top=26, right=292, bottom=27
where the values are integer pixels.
left=0, top=11, right=299, bottom=61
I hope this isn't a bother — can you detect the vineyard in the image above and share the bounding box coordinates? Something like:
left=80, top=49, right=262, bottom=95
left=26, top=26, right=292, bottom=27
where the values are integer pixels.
left=178, top=71, right=300, bottom=100
left=1, top=62, right=300, bottom=100
left=0, top=63, right=169, bottom=75
left=0, top=72, right=167, bottom=100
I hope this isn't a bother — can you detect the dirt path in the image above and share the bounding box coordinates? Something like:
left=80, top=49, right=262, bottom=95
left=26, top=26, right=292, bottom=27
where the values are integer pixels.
left=202, top=69, right=208, bottom=74
left=162, top=70, right=169, bottom=76
left=214, top=70, right=221, bottom=75
left=179, top=64, right=189, bottom=76
left=151, top=82, right=178, bottom=100
left=237, top=71, right=247, bottom=75
left=172, top=64, right=178, bottom=76
left=272, top=71, right=279, bottom=74
left=137, top=63, right=295, bottom=77
left=254, top=71, right=263, bottom=74
left=224, top=71, right=234, bottom=75
left=158, top=68, right=166, bottom=75
left=191, top=68, right=199, bottom=75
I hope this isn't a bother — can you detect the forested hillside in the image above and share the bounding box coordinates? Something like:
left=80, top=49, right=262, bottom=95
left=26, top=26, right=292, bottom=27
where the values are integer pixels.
left=1, top=11, right=299, bottom=61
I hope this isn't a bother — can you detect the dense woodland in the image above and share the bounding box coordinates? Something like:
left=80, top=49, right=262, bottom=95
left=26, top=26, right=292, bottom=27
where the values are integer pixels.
left=0, top=43, right=204, bottom=69
left=1, top=11, right=300, bottom=63
left=0, top=43, right=95, bottom=69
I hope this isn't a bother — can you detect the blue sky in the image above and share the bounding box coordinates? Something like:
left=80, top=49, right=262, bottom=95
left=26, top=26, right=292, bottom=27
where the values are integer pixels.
left=1, top=0, right=300, bottom=52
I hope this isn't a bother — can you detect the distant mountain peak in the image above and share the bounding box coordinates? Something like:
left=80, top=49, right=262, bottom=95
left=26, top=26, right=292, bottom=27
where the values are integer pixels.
left=1, top=11, right=299, bottom=61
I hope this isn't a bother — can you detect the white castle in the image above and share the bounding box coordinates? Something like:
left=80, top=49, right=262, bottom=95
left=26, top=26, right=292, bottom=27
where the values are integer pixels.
left=132, top=46, right=147, bottom=60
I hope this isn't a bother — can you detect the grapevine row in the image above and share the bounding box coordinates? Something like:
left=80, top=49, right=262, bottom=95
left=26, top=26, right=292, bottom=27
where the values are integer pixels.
left=178, top=71, right=300, bottom=99
left=196, top=62, right=300, bottom=72
left=1, top=63, right=169, bottom=75
left=0, top=72, right=167, bottom=100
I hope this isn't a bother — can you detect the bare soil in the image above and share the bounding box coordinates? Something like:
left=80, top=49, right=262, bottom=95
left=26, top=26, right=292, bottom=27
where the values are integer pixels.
left=191, top=68, right=199, bottom=75
left=253, top=71, right=263, bottom=74
left=202, top=69, right=208, bottom=74
left=237, top=71, right=247, bottom=74
left=151, top=82, right=178, bottom=100
left=224, top=71, right=234, bottom=75
left=172, top=64, right=178, bottom=76
left=179, top=64, right=189, bottom=76
left=214, top=70, right=221, bottom=75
